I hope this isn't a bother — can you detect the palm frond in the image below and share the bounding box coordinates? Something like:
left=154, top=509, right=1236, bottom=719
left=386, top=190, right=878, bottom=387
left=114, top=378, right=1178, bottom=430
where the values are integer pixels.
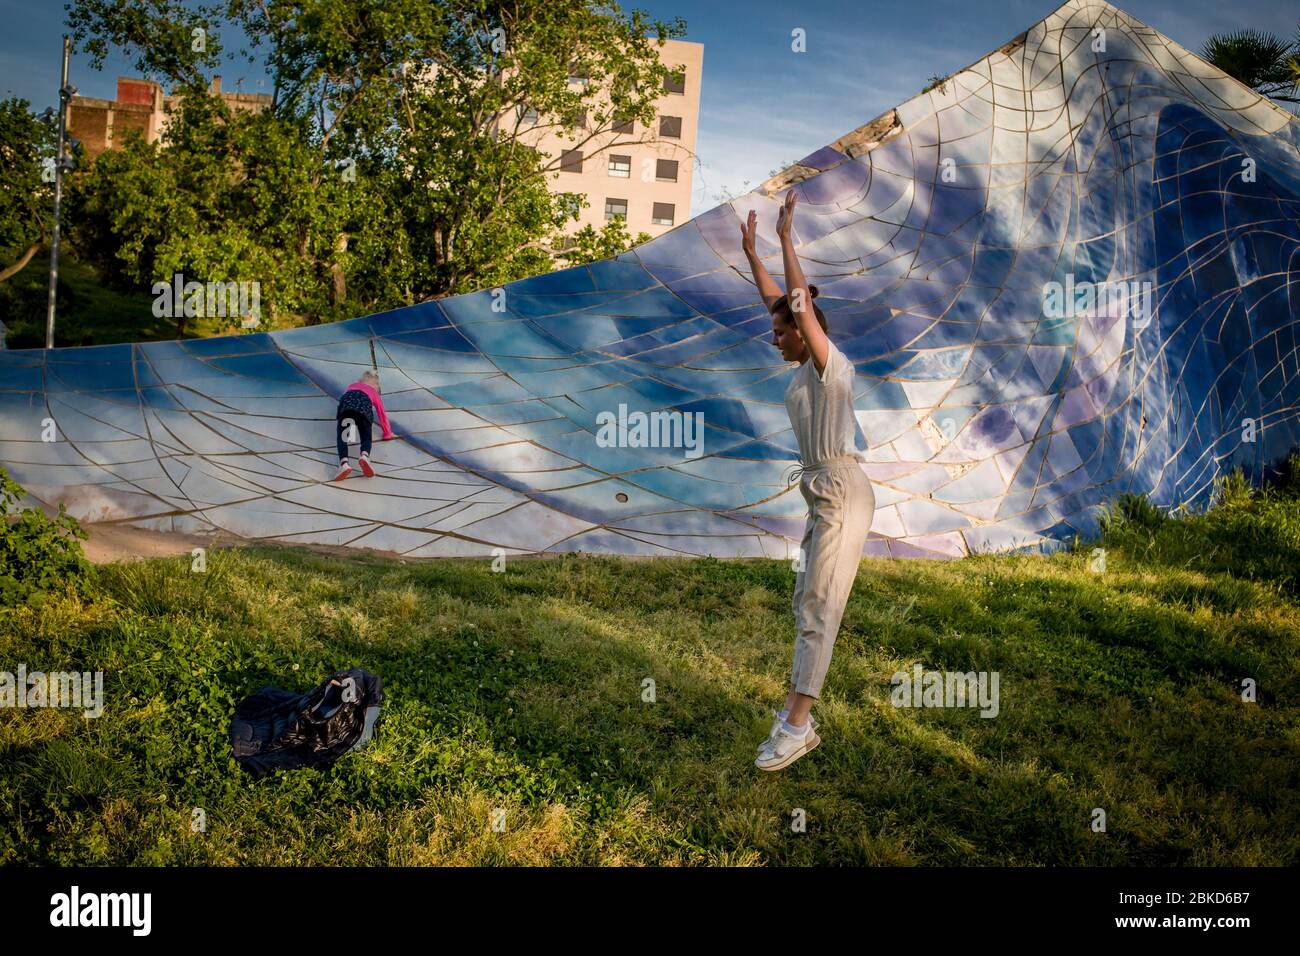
left=1201, top=29, right=1300, bottom=103
left=1201, top=29, right=1294, bottom=87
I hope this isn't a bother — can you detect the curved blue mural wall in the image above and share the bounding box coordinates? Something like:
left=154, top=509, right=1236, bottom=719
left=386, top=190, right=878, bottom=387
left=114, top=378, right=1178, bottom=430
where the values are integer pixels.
left=2, top=0, right=1299, bottom=559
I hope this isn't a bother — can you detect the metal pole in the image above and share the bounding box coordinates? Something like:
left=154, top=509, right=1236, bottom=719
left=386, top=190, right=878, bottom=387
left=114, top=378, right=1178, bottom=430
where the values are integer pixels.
left=45, top=35, right=70, bottom=350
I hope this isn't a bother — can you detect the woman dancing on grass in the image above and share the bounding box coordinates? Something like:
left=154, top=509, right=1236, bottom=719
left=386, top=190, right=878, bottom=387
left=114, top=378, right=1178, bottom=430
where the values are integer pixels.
left=740, top=190, right=875, bottom=771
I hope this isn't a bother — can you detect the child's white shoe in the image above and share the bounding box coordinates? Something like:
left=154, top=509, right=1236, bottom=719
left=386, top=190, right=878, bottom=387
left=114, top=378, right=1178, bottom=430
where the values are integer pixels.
left=333, top=461, right=352, bottom=481
left=359, top=452, right=375, bottom=478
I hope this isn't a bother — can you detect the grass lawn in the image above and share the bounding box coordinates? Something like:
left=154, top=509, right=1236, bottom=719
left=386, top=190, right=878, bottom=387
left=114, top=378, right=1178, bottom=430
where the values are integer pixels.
left=0, top=252, right=301, bottom=350
left=1, top=490, right=1298, bottom=866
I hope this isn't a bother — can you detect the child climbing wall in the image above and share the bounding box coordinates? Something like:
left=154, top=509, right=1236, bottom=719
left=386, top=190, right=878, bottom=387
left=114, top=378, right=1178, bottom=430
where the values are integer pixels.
left=334, top=369, right=394, bottom=481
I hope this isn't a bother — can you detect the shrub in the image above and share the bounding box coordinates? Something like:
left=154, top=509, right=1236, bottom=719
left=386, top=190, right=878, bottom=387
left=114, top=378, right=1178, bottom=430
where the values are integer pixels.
left=1269, top=452, right=1300, bottom=498
left=922, top=73, right=950, bottom=94
left=0, top=466, right=92, bottom=606
left=1098, top=492, right=1168, bottom=535
left=1214, top=467, right=1254, bottom=508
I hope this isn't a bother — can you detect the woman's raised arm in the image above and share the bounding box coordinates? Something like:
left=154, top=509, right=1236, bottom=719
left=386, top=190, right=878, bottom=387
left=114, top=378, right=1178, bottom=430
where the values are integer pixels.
left=740, top=209, right=785, bottom=313
left=776, top=191, right=830, bottom=374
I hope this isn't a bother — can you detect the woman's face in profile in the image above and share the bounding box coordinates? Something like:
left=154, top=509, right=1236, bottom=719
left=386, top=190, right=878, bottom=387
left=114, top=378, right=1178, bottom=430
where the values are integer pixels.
left=772, top=313, right=807, bottom=363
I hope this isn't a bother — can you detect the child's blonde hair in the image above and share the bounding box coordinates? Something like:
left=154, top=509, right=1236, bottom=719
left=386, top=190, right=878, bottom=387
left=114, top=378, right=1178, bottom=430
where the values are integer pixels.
left=361, top=369, right=380, bottom=391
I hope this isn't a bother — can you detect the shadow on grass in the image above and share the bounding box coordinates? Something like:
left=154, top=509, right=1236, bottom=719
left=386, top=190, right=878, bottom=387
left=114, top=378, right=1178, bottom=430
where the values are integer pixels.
left=2, top=544, right=1296, bottom=864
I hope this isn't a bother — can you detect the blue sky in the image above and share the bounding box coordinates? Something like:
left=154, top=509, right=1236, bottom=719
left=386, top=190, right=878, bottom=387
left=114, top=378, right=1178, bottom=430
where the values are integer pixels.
left=1, top=0, right=1295, bottom=216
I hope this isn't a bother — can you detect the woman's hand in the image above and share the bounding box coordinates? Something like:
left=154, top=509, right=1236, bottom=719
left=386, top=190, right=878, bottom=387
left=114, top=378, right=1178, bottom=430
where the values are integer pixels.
left=775, top=190, right=797, bottom=242
left=739, top=209, right=758, bottom=258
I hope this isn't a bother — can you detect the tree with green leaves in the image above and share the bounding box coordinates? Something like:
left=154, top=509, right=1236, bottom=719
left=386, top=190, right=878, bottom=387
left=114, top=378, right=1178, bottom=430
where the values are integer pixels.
left=67, top=89, right=404, bottom=334
left=1201, top=23, right=1300, bottom=105
left=62, top=0, right=687, bottom=331
left=0, top=98, right=57, bottom=284
left=554, top=216, right=653, bottom=268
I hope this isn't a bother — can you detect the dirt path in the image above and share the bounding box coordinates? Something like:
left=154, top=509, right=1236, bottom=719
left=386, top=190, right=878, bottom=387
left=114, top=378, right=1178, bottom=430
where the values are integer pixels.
left=80, top=524, right=245, bottom=565
left=76, top=521, right=683, bottom=566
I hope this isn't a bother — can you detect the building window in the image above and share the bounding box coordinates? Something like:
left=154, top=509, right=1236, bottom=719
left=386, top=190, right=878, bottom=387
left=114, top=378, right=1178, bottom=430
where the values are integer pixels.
left=556, top=193, right=582, bottom=219
left=663, top=68, right=686, bottom=94
left=651, top=202, right=675, bottom=226
left=516, top=103, right=538, bottom=124
left=566, top=109, right=588, bottom=129
left=659, top=115, right=682, bottom=139
left=560, top=149, right=583, bottom=173
left=605, top=198, right=628, bottom=220
left=655, top=159, right=678, bottom=182
left=567, top=63, right=590, bottom=88
left=608, top=154, right=631, bottom=177
left=612, top=117, right=633, bottom=134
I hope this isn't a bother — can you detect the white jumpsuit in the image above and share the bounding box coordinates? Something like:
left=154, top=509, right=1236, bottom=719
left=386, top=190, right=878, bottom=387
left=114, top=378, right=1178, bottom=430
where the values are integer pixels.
left=783, top=340, right=875, bottom=698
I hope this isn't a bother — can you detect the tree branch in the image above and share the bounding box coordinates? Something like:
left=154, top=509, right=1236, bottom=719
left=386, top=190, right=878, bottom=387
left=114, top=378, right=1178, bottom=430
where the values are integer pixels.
left=0, top=240, right=42, bottom=283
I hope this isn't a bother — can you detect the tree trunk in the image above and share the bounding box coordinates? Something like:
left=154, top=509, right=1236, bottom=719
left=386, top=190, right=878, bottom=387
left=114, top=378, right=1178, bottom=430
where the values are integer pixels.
left=330, top=232, right=349, bottom=305
left=0, top=241, right=42, bottom=284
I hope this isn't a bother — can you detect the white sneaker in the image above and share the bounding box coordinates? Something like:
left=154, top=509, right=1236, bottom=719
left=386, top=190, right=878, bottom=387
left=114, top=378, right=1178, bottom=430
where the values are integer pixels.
left=756, top=720, right=820, bottom=772
left=758, top=711, right=818, bottom=754
left=758, top=711, right=782, bottom=753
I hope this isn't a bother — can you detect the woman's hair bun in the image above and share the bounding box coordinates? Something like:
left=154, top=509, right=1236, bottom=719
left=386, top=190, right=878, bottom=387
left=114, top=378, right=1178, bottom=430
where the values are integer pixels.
left=808, top=284, right=820, bottom=299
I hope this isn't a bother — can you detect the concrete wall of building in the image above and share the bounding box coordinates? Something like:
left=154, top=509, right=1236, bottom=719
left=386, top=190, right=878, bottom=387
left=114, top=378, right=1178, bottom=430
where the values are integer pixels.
left=67, top=98, right=112, bottom=159
left=67, top=76, right=271, bottom=160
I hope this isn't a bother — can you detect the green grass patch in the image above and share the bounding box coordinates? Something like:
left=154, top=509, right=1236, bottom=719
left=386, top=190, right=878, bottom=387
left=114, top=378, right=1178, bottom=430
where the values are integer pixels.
left=2, top=490, right=1298, bottom=865
left=0, top=253, right=176, bottom=349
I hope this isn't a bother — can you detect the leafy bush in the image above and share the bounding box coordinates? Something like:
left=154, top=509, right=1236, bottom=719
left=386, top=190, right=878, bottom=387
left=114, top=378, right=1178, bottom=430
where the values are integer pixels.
left=1090, top=462, right=1300, bottom=593
left=0, top=466, right=92, bottom=606
left=1268, top=452, right=1300, bottom=498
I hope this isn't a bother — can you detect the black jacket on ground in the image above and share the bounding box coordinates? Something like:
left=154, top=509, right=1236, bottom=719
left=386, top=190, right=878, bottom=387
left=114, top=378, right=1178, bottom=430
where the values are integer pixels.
left=230, top=667, right=383, bottom=776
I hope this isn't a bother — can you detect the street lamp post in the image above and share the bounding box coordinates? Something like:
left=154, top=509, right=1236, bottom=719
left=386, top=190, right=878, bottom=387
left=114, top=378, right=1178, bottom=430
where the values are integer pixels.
left=45, top=35, right=72, bottom=350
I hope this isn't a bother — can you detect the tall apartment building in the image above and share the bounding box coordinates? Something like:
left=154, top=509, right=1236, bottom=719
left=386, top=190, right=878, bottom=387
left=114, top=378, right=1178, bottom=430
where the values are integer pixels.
left=67, top=76, right=272, bottom=160
left=517, top=39, right=703, bottom=242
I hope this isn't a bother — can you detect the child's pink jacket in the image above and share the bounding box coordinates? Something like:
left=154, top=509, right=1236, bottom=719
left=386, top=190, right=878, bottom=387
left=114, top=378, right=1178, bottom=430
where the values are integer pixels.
left=347, top=381, right=394, bottom=439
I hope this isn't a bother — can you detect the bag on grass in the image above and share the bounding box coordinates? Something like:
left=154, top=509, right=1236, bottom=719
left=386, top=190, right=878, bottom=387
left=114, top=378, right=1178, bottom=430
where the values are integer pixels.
left=230, top=667, right=383, bottom=777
